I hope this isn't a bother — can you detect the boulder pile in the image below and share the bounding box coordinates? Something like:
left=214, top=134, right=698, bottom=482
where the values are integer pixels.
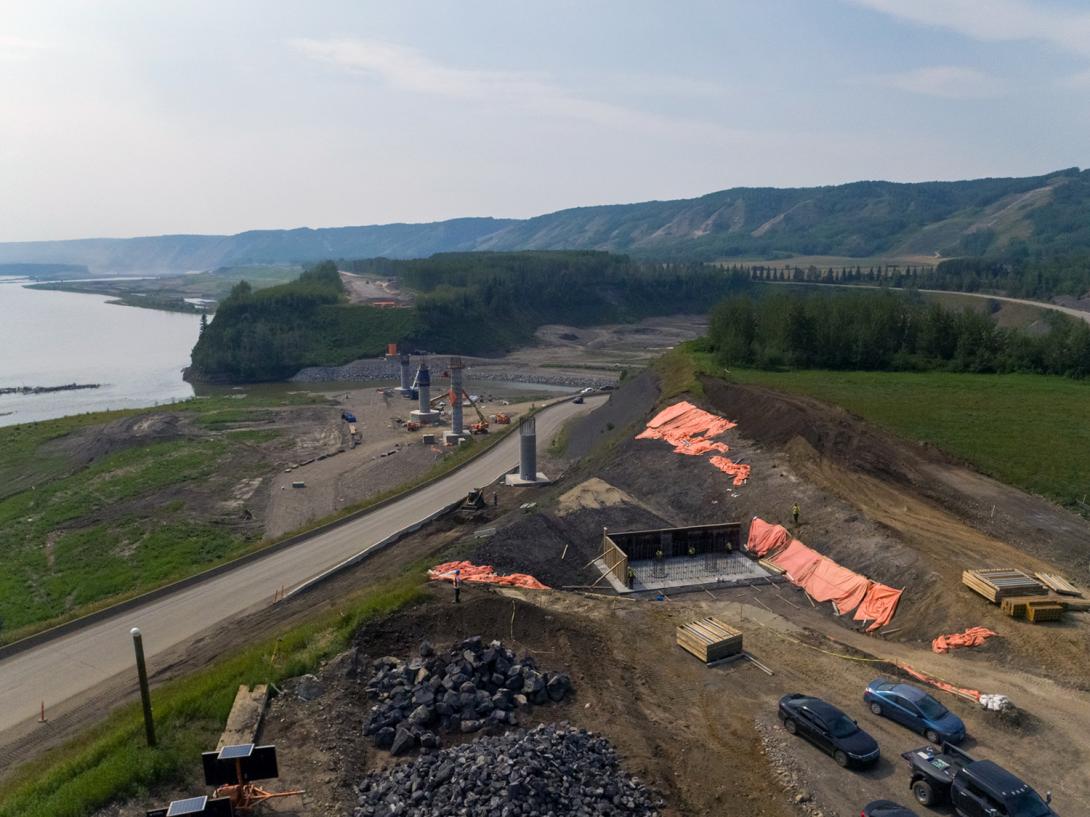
left=355, top=723, right=660, bottom=817
left=363, top=636, right=572, bottom=755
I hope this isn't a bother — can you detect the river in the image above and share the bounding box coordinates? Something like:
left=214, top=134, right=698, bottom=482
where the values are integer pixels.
left=0, top=278, right=201, bottom=427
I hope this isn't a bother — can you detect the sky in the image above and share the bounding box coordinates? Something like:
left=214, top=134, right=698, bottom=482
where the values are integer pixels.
left=2, top=0, right=1089, bottom=242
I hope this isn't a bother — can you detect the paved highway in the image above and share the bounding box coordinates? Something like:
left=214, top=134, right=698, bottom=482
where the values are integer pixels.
left=0, top=396, right=603, bottom=735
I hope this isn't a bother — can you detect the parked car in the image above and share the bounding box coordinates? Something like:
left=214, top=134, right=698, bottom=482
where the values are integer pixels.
left=902, top=744, right=1058, bottom=816
left=864, top=678, right=966, bottom=744
left=778, top=693, right=880, bottom=768
left=863, top=801, right=918, bottom=817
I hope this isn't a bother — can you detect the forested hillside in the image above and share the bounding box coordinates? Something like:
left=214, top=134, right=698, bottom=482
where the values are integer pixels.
left=702, top=288, right=1090, bottom=378
left=7, top=169, right=1090, bottom=273
left=189, top=252, right=749, bottom=382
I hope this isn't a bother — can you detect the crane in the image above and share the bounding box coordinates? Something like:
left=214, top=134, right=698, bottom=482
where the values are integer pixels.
left=464, top=391, right=489, bottom=433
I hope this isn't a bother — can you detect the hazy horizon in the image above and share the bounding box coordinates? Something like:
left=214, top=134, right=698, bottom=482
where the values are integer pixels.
left=4, top=0, right=1090, bottom=242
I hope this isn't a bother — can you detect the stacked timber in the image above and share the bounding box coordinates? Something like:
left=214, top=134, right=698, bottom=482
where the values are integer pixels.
left=1000, top=593, right=1076, bottom=622
left=1026, top=602, right=1065, bottom=623
left=676, top=617, right=743, bottom=664
left=962, top=569, right=1045, bottom=603
left=1035, top=572, right=1083, bottom=596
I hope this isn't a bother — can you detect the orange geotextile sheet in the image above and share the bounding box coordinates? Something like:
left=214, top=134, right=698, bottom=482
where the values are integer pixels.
left=804, top=558, right=872, bottom=612
left=636, top=401, right=736, bottom=456
left=428, top=560, right=549, bottom=590
left=932, top=627, right=997, bottom=654
left=768, top=539, right=823, bottom=583
left=746, top=517, right=790, bottom=557
left=853, top=583, right=903, bottom=631
left=897, top=662, right=981, bottom=702
left=709, top=455, right=751, bottom=486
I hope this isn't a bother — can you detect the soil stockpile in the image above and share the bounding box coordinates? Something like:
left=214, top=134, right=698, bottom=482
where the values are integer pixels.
left=364, top=636, right=572, bottom=755
left=354, top=723, right=661, bottom=817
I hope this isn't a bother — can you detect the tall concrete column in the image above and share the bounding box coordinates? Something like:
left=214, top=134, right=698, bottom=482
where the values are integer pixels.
left=518, top=416, right=537, bottom=481
left=398, top=353, right=412, bottom=394
left=450, top=357, right=464, bottom=436
left=416, top=360, right=431, bottom=412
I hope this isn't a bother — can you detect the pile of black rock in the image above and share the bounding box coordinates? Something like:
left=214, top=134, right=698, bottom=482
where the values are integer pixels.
left=355, top=723, right=661, bottom=817
left=363, top=636, right=572, bottom=755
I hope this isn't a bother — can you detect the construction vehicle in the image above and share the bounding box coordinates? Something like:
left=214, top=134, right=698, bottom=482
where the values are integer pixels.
left=493, top=412, right=511, bottom=424
left=465, top=391, right=490, bottom=434
left=405, top=421, right=421, bottom=432
left=455, top=488, right=489, bottom=522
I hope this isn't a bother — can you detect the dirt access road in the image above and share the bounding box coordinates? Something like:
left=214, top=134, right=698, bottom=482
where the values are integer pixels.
left=0, top=395, right=603, bottom=740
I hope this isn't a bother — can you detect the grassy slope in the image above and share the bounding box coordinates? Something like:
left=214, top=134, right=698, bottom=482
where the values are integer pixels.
left=0, top=390, right=533, bottom=642
left=0, top=393, right=323, bottom=641
left=0, top=572, right=426, bottom=817
left=724, top=367, right=1090, bottom=508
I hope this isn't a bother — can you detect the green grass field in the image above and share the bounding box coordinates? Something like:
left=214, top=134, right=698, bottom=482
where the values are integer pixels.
left=722, top=367, right=1090, bottom=508
left=0, top=392, right=325, bottom=642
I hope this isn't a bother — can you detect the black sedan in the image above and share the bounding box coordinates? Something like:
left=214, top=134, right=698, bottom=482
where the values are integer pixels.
left=778, top=693, right=880, bottom=768
left=862, top=801, right=918, bottom=817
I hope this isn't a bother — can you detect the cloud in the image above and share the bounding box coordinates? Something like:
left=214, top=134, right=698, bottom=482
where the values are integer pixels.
left=846, top=0, right=1090, bottom=59
left=865, top=65, right=1003, bottom=99
left=288, top=37, right=740, bottom=140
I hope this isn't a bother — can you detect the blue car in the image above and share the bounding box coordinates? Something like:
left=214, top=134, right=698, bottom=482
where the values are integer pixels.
left=864, top=678, right=965, bottom=745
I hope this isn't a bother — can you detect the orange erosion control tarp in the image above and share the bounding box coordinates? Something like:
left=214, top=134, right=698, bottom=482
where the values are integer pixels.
left=853, top=583, right=904, bottom=632
left=768, top=539, right=823, bottom=584
left=709, top=455, right=752, bottom=487
left=745, top=517, right=790, bottom=557
left=428, top=561, right=549, bottom=590
left=804, top=558, right=872, bottom=614
left=636, top=401, right=749, bottom=486
left=932, top=627, right=998, bottom=654
left=747, top=516, right=904, bottom=631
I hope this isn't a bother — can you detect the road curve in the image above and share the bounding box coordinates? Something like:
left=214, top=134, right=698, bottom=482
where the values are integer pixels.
left=0, top=395, right=604, bottom=735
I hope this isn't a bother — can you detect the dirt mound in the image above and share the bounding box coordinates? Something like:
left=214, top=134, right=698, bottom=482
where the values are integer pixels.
left=471, top=503, right=670, bottom=588
left=557, top=477, right=648, bottom=516
left=41, top=412, right=197, bottom=467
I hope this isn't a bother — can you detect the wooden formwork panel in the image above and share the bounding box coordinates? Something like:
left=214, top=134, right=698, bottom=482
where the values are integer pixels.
left=676, top=617, right=743, bottom=663
left=1035, top=572, right=1083, bottom=597
left=963, top=569, right=1045, bottom=603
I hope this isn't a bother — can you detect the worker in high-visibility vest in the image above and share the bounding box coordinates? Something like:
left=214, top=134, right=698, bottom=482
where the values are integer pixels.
left=792, top=503, right=801, bottom=526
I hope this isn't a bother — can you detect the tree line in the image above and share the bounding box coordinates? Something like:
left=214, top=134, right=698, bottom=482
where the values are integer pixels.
left=732, top=252, right=1090, bottom=301
left=190, top=253, right=753, bottom=382
left=702, top=288, right=1090, bottom=379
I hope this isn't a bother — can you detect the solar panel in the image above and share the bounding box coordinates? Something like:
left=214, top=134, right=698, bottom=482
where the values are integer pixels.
left=217, top=743, right=255, bottom=761
left=166, top=797, right=208, bottom=816
left=202, top=744, right=280, bottom=786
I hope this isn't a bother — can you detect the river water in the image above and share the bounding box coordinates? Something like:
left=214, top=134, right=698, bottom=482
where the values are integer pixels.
left=0, top=278, right=201, bottom=427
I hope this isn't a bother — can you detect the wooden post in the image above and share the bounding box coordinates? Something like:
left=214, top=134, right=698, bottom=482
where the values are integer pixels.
left=131, top=627, right=156, bottom=747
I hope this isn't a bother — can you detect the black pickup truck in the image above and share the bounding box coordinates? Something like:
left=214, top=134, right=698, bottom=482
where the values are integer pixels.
left=902, top=744, right=1058, bottom=817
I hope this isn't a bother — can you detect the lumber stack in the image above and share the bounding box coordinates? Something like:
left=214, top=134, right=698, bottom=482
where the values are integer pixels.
left=962, top=569, right=1045, bottom=603
left=1035, top=572, right=1083, bottom=597
left=1026, top=602, right=1065, bottom=623
left=676, top=617, right=743, bottom=663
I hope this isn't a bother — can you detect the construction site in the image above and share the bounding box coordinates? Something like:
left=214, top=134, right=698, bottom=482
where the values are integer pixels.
left=8, top=360, right=1090, bottom=817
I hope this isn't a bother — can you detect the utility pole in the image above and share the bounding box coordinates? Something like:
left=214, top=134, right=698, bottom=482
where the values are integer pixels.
left=130, top=627, right=156, bottom=747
